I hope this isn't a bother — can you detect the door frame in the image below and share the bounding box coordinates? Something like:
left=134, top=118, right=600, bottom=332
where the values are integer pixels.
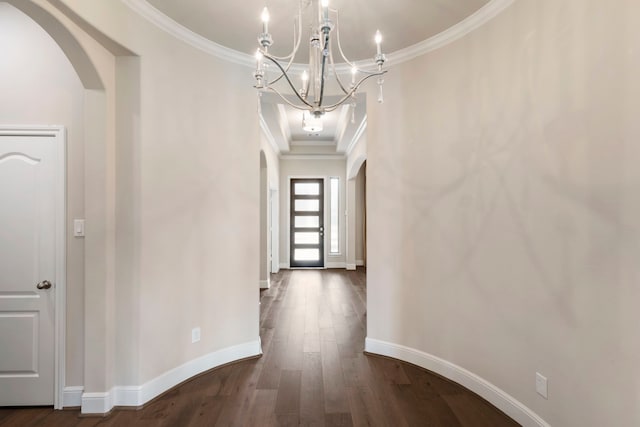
left=286, top=175, right=328, bottom=269
left=0, top=125, right=66, bottom=409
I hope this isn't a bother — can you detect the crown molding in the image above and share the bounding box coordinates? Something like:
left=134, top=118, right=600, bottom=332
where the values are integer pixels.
left=122, top=0, right=515, bottom=70
left=258, top=112, right=281, bottom=155
left=276, top=104, right=292, bottom=146
left=121, top=0, right=254, bottom=68
left=334, top=104, right=352, bottom=150
left=345, top=116, right=367, bottom=157
left=290, top=140, right=336, bottom=147
left=279, top=154, right=345, bottom=161
left=386, top=0, right=515, bottom=66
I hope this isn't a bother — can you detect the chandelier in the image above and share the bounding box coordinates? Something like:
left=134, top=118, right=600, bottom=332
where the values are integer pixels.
left=253, top=0, right=387, bottom=118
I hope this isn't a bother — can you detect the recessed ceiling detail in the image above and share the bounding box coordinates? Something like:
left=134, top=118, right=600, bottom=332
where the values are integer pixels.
left=259, top=93, right=366, bottom=158
left=123, top=0, right=515, bottom=68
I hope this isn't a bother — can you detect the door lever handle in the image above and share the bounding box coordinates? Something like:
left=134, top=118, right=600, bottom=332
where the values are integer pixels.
left=36, top=280, right=52, bottom=290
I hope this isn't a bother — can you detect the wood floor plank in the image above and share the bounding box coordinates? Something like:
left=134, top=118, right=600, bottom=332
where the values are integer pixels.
left=324, top=412, right=354, bottom=427
left=443, top=393, right=521, bottom=427
left=303, top=331, right=321, bottom=353
left=256, top=339, right=287, bottom=390
left=274, top=370, right=302, bottom=415
left=243, top=389, right=278, bottom=427
left=320, top=338, right=350, bottom=415
left=346, top=385, right=387, bottom=427
left=300, top=352, right=325, bottom=426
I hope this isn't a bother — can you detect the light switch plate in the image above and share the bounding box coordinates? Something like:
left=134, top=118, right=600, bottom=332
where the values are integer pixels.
left=73, top=219, right=85, bottom=237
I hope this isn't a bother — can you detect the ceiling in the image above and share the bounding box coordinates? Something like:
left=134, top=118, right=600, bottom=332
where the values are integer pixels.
left=145, top=0, right=492, bottom=156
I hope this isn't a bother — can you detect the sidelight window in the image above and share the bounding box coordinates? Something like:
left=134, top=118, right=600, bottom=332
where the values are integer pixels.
left=330, top=177, right=339, bottom=254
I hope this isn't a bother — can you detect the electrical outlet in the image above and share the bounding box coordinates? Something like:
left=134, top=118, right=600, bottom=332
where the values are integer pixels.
left=536, top=372, right=548, bottom=399
left=191, top=327, right=201, bottom=343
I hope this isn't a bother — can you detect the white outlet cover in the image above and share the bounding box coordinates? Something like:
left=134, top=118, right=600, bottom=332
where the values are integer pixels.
left=536, top=372, right=548, bottom=399
left=191, top=327, right=201, bottom=343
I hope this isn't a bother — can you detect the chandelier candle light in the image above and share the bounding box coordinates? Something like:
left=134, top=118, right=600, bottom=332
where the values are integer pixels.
left=254, top=0, right=387, bottom=118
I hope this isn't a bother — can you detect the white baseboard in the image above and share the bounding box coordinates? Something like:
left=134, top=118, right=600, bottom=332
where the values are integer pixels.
left=259, top=279, right=270, bottom=289
left=356, top=260, right=365, bottom=266
left=63, top=386, right=83, bottom=407
left=325, top=261, right=346, bottom=269
left=364, top=338, right=550, bottom=427
left=81, top=338, right=262, bottom=414
left=279, top=262, right=289, bottom=269
left=81, top=390, right=114, bottom=415
left=346, top=263, right=357, bottom=270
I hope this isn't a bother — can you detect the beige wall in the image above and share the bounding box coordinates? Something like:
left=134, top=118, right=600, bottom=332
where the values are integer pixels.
left=106, top=8, right=261, bottom=385
left=366, top=0, right=640, bottom=426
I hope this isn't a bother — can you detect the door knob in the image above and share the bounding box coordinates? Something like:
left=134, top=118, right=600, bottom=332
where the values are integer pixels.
left=36, top=280, right=52, bottom=290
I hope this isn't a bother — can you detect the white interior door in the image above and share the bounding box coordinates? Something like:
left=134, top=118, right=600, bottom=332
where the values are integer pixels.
left=0, top=134, right=58, bottom=406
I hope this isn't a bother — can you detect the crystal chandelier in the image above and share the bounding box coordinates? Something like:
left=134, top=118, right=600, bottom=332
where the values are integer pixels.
left=253, top=0, right=387, bottom=118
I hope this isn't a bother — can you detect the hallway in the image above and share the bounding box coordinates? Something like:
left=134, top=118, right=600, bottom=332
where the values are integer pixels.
left=0, top=269, right=518, bottom=426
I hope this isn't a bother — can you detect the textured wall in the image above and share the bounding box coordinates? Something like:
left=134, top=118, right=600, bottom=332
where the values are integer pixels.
left=366, top=0, right=640, bottom=425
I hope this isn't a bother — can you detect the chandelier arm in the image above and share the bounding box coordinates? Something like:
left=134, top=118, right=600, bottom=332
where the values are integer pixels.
left=263, top=53, right=315, bottom=109
left=265, top=50, right=295, bottom=86
left=328, top=49, right=351, bottom=96
left=321, top=70, right=387, bottom=111
left=333, top=10, right=385, bottom=76
left=265, top=3, right=304, bottom=86
left=264, top=87, right=316, bottom=112
left=267, top=4, right=303, bottom=61
left=333, top=10, right=358, bottom=69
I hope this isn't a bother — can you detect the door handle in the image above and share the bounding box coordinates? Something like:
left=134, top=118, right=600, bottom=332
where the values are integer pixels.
left=36, top=280, right=52, bottom=290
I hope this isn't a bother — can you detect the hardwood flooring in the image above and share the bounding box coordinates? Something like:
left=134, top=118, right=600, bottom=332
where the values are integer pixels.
left=0, top=268, right=520, bottom=426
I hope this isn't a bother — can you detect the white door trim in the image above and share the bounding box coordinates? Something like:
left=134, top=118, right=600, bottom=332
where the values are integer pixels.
left=0, top=125, right=66, bottom=409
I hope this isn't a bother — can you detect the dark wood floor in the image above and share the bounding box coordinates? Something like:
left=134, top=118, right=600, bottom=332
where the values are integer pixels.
left=0, top=268, right=519, bottom=426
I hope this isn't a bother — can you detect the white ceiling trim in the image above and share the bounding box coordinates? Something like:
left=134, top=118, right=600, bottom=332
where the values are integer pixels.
left=258, top=113, right=281, bottom=155
left=290, top=140, right=336, bottom=147
left=276, top=104, right=292, bottom=148
left=121, top=0, right=254, bottom=67
left=279, top=154, right=345, bottom=161
left=345, top=116, right=367, bottom=157
left=386, top=0, right=515, bottom=66
left=122, top=0, right=515, bottom=71
left=333, top=105, right=352, bottom=150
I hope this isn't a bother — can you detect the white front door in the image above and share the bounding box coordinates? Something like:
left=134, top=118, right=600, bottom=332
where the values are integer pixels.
left=0, top=132, right=59, bottom=406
